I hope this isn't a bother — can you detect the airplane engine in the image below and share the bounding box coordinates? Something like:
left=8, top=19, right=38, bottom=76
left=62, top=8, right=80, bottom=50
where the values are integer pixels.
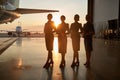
left=0, top=10, right=20, bottom=24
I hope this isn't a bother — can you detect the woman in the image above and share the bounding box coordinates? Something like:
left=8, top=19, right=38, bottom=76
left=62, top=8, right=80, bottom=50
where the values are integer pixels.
left=57, top=15, right=70, bottom=68
left=83, top=15, right=95, bottom=68
left=70, top=14, right=83, bottom=67
left=43, top=14, right=56, bottom=69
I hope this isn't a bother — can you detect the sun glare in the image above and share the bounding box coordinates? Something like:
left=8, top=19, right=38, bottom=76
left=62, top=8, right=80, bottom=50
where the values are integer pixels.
left=53, top=15, right=61, bottom=27
left=53, top=37, right=58, bottom=53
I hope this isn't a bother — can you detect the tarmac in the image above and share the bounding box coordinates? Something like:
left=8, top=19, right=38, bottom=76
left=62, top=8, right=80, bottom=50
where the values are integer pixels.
left=0, top=37, right=18, bottom=54
left=0, top=37, right=120, bottom=80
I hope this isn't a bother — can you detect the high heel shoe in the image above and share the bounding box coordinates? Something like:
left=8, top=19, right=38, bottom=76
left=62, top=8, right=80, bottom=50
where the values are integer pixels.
left=84, top=62, right=90, bottom=68
left=71, top=62, right=76, bottom=68
left=60, top=61, right=65, bottom=68
left=43, top=62, right=50, bottom=69
left=75, top=62, right=79, bottom=66
left=49, top=61, right=54, bottom=67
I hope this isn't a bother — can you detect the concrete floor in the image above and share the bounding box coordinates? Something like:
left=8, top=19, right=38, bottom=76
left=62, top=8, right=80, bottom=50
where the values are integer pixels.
left=0, top=38, right=120, bottom=80
left=91, top=39, right=120, bottom=80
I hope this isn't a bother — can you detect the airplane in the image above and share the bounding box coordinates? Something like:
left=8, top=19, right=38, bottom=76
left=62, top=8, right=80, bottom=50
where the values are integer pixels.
left=0, top=28, right=43, bottom=37
left=0, top=0, right=59, bottom=24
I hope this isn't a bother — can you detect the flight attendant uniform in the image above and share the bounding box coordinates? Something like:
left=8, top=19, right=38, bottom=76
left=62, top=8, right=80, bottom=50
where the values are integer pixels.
left=57, top=22, right=69, bottom=54
left=44, top=21, right=55, bottom=51
left=83, top=22, right=95, bottom=52
left=70, top=22, right=82, bottom=51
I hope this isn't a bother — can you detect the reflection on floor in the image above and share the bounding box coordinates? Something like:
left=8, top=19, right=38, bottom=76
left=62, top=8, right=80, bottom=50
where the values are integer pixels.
left=0, top=38, right=120, bottom=80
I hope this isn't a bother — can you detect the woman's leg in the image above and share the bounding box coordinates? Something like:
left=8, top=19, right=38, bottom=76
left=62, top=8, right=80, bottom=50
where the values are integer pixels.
left=71, top=51, right=77, bottom=67
left=75, top=51, right=79, bottom=66
left=84, top=51, right=91, bottom=68
left=60, top=53, right=66, bottom=68
left=43, top=50, right=53, bottom=68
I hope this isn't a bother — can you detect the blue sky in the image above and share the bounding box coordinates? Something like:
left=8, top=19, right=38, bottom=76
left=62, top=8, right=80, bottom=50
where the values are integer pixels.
left=0, top=0, right=87, bottom=32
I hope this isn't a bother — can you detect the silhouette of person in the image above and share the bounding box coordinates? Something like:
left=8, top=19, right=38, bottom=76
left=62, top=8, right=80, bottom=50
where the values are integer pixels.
left=43, top=14, right=56, bottom=69
left=56, top=15, right=70, bottom=68
left=70, top=14, right=83, bottom=68
left=83, top=15, right=95, bottom=68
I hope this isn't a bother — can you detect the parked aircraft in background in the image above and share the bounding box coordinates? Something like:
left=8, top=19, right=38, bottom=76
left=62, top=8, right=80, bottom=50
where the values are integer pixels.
left=0, top=0, right=59, bottom=24
left=0, top=28, right=44, bottom=37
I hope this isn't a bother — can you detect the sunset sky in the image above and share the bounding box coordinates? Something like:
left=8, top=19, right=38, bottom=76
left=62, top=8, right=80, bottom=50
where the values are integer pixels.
left=0, top=0, right=87, bottom=32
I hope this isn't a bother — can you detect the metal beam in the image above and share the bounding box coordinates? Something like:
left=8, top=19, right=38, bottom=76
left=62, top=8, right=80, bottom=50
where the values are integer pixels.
left=87, top=0, right=94, bottom=23
left=119, top=0, right=120, bottom=20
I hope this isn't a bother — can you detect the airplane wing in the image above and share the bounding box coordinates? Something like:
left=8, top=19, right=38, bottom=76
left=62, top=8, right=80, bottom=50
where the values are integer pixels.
left=14, top=8, right=59, bottom=14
